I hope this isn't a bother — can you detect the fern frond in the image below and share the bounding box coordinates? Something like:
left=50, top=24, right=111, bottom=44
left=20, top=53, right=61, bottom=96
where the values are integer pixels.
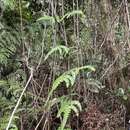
left=44, top=65, right=94, bottom=112
left=87, top=78, right=105, bottom=93
left=37, top=10, right=85, bottom=25
left=37, top=15, right=55, bottom=25
left=1, top=0, right=16, bottom=10
left=65, top=10, right=85, bottom=19
left=0, top=114, right=18, bottom=130
left=48, top=65, right=95, bottom=97
left=44, top=45, right=70, bottom=61
left=71, top=100, right=82, bottom=112
left=57, top=97, right=82, bottom=130
left=0, top=25, right=21, bottom=65
left=0, top=80, right=8, bottom=86
left=58, top=10, right=85, bottom=22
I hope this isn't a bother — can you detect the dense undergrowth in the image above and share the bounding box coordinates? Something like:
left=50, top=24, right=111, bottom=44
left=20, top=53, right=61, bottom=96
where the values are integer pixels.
left=0, top=0, right=130, bottom=130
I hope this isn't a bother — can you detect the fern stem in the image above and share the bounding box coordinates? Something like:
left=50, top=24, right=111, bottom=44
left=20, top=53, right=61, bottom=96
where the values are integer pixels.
left=6, top=68, right=33, bottom=130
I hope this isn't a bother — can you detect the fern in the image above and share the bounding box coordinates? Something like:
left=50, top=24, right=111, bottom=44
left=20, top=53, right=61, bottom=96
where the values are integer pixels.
left=57, top=97, right=82, bottom=130
left=1, top=0, right=16, bottom=10
left=0, top=114, right=18, bottom=130
left=48, top=65, right=95, bottom=98
left=0, top=69, right=27, bottom=130
left=59, top=10, right=85, bottom=22
left=44, top=45, right=70, bottom=61
left=0, top=80, right=8, bottom=86
left=44, top=65, right=95, bottom=109
left=0, top=49, right=10, bottom=65
left=37, top=15, right=55, bottom=25
left=37, top=10, right=85, bottom=25
left=87, top=79, right=105, bottom=93
left=0, top=25, right=21, bottom=65
left=43, top=65, right=94, bottom=112
left=7, top=69, right=26, bottom=95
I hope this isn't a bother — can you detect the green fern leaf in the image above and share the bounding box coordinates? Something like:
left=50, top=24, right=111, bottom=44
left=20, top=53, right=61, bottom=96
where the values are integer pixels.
left=59, top=10, right=85, bottom=22
left=66, top=10, right=85, bottom=18
left=49, top=65, right=95, bottom=97
left=69, top=105, right=79, bottom=116
left=57, top=97, right=82, bottom=130
left=37, top=15, right=55, bottom=25
left=71, top=100, right=82, bottom=111
left=0, top=114, right=18, bottom=130
left=0, top=80, right=8, bottom=86
left=2, top=0, right=16, bottom=10
left=44, top=45, right=70, bottom=61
